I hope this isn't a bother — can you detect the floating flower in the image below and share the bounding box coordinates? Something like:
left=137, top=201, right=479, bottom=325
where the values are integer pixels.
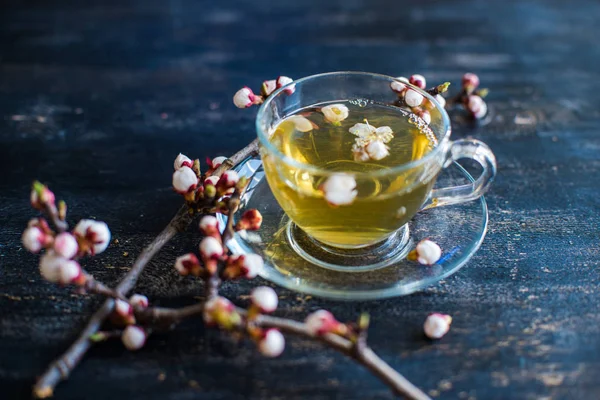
left=423, top=313, right=452, bottom=339
left=53, top=232, right=78, bottom=259
left=261, top=79, right=277, bottom=96
left=352, top=144, right=370, bottom=162
left=174, top=253, right=202, bottom=276
left=122, top=326, right=146, bottom=351
left=409, top=239, right=442, bottom=265
left=409, top=74, right=426, bottom=89
left=251, top=286, right=278, bottom=313
left=276, top=76, right=295, bottom=95
left=174, top=153, right=193, bottom=170
left=258, top=329, right=285, bottom=357
left=466, top=95, right=487, bottom=119
left=321, top=104, right=349, bottom=124
left=73, top=219, right=111, bottom=255
left=349, top=122, right=394, bottom=144
left=365, top=140, right=390, bottom=161
left=404, top=89, right=424, bottom=107
left=321, top=174, right=357, bottom=206
left=288, top=115, right=314, bottom=132
left=172, top=166, right=198, bottom=194
left=233, top=87, right=262, bottom=108
left=199, top=237, right=223, bottom=260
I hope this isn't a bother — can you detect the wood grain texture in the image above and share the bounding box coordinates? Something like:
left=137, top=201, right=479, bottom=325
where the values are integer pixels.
left=1, top=0, right=599, bottom=399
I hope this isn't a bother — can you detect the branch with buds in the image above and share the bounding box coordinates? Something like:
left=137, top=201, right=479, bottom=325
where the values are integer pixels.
left=25, top=73, right=471, bottom=399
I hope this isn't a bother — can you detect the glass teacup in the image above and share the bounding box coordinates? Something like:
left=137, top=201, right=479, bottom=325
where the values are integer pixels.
left=256, top=72, right=496, bottom=255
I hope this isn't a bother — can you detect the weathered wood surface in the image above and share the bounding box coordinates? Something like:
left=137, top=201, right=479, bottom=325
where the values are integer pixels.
left=1, top=0, right=599, bottom=399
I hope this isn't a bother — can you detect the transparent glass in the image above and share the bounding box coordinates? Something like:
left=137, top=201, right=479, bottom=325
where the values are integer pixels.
left=256, top=72, right=496, bottom=250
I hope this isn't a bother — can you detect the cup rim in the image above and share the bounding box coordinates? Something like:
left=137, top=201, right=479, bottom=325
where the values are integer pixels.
left=255, top=71, right=452, bottom=178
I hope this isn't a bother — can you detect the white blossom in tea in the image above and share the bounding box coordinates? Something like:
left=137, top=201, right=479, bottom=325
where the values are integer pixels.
left=409, top=74, right=426, bottom=89
left=423, top=313, right=452, bottom=339
left=122, top=326, right=146, bottom=351
left=276, top=76, right=295, bottom=94
left=288, top=115, right=314, bottom=132
left=352, top=144, right=370, bottom=162
left=321, top=104, right=349, bottom=124
left=321, top=174, right=357, bottom=206
left=174, top=153, right=193, bottom=170
left=53, top=232, right=78, bottom=259
left=365, top=140, right=390, bottom=161
left=22, top=226, right=46, bottom=253
left=258, top=329, right=285, bottom=357
left=434, top=94, right=446, bottom=108
left=172, top=166, right=198, bottom=194
left=233, top=87, right=260, bottom=108
left=414, top=239, right=442, bottom=265
left=58, top=260, right=82, bottom=285
left=39, top=251, right=66, bottom=283
left=129, top=294, right=149, bottom=309
left=73, top=219, right=111, bottom=255
left=199, top=236, right=223, bottom=259
left=466, top=95, right=487, bottom=119
left=261, top=79, right=277, bottom=96
left=349, top=122, right=375, bottom=139
left=251, top=286, right=278, bottom=313
left=405, top=89, right=424, bottom=107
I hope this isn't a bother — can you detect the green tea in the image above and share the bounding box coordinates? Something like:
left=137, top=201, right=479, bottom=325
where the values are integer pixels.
left=262, top=100, right=440, bottom=248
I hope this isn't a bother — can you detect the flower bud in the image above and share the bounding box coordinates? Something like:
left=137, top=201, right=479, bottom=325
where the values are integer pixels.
left=305, top=310, right=345, bottom=336
left=251, top=286, right=278, bottom=313
left=204, top=176, right=219, bottom=187
left=390, top=77, right=408, bottom=94
left=53, top=232, right=78, bottom=259
left=321, top=174, right=357, bottom=206
left=172, top=166, right=198, bottom=194
left=115, top=299, right=133, bottom=319
left=210, top=156, right=228, bottom=170
left=235, top=209, right=263, bottom=231
left=203, top=296, right=237, bottom=328
left=30, top=181, right=56, bottom=210
left=174, top=153, right=193, bottom=170
left=122, top=325, right=146, bottom=351
left=216, top=170, right=239, bottom=193
left=411, top=239, right=442, bottom=265
left=462, top=73, right=480, bottom=92
left=199, top=215, right=220, bottom=236
left=199, top=237, right=223, bottom=260
left=466, top=95, right=487, bottom=119
left=58, top=260, right=82, bottom=285
left=258, top=329, right=285, bottom=357
left=409, top=74, right=426, bottom=89
left=365, top=140, right=390, bottom=161
left=424, top=313, right=452, bottom=339
left=276, top=76, right=295, bottom=95
left=404, top=89, right=424, bottom=107
left=39, top=251, right=66, bottom=283
left=233, top=87, right=261, bottom=108
left=434, top=94, right=446, bottom=108
left=73, top=219, right=111, bottom=255
left=130, top=294, right=149, bottom=308
left=174, top=253, right=202, bottom=276
left=22, top=226, right=46, bottom=253
left=416, top=109, right=431, bottom=125
left=321, top=104, right=349, bottom=124
left=223, top=254, right=263, bottom=279
left=261, top=79, right=277, bottom=97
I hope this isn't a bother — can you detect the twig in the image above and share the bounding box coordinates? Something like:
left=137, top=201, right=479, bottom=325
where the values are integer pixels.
left=32, top=140, right=260, bottom=398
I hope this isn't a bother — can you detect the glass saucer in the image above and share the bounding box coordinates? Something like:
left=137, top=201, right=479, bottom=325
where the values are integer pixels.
left=219, top=157, right=488, bottom=301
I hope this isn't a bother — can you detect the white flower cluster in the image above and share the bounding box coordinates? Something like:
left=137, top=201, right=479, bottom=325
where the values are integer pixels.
left=349, top=120, right=394, bottom=162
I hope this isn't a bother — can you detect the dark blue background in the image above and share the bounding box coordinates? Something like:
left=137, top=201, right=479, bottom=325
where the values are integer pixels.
left=1, top=0, right=599, bottom=399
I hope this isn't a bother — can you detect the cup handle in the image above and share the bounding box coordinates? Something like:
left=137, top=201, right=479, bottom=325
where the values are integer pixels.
left=422, top=138, right=497, bottom=210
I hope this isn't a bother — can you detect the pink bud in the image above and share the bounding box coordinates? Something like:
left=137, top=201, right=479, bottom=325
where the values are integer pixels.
left=424, top=313, right=452, bottom=339
left=199, top=237, right=223, bottom=259
left=211, top=156, right=228, bottom=169
left=204, top=176, right=219, bottom=186
left=305, top=310, right=341, bottom=335
left=199, top=215, right=220, bottom=236
left=58, top=260, right=82, bottom=285
left=174, top=253, right=201, bottom=276
left=241, top=254, right=263, bottom=278
left=130, top=294, right=149, bottom=308
left=217, top=170, right=239, bottom=189
left=233, top=87, right=260, bottom=108
left=174, top=153, right=193, bottom=170
left=122, top=325, right=146, bottom=351
left=276, top=76, right=295, bottom=95
left=462, top=73, right=480, bottom=91
left=115, top=299, right=133, bottom=318
left=53, top=232, right=78, bottom=259
left=203, top=296, right=234, bottom=326
left=390, top=78, right=407, bottom=94
left=235, top=209, right=263, bottom=231
left=30, top=184, right=55, bottom=210
left=258, top=329, right=285, bottom=357
left=409, top=74, right=426, bottom=89
left=404, top=89, right=424, bottom=107
left=39, top=251, right=67, bottom=283
left=73, top=219, right=111, bottom=255
left=466, top=95, right=487, bottom=119
left=251, top=286, right=278, bottom=312
left=22, top=227, right=45, bottom=253
left=172, top=166, right=198, bottom=194
left=261, top=79, right=277, bottom=96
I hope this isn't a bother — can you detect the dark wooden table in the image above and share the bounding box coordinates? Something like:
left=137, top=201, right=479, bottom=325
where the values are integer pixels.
left=2, top=0, right=599, bottom=399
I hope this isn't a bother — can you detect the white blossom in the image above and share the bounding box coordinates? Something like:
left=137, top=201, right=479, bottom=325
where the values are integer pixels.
left=390, top=78, right=407, bottom=94
left=199, top=236, right=223, bottom=259
left=204, top=176, right=219, bottom=186
left=39, top=251, right=66, bottom=283
left=258, top=329, right=285, bottom=357
left=233, top=87, right=258, bottom=108
left=211, top=156, right=227, bottom=168
left=251, top=286, right=278, bottom=312
left=261, top=79, right=277, bottom=96
left=321, top=174, right=357, bottom=206
left=321, top=104, right=349, bottom=124
left=366, top=140, right=390, bottom=161
left=276, top=76, right=295, bottom=95
left=352, top=145, right=371, bottom=162
left=172, top=166, right=198, bottom=194
left=349, top=122, right=376, bottom=138
left=423, top=313, right=452, bottom=339
left=114, top=299, right=133, bottom=317
left=122, top=326, right=146, bottom=351
left=415, top=239, right=442, bottom=265
left=203, top=296, right=233, bottom=326
left=73, top=219, right=111, bottom=254
left=53, top=232, right=78, bottom=259
left=219, top=170, right=239, bottom=188
left=405, top=89, right=424, bottom=107
left=174, top=153, right=192, bottom=170
left=288, top=115, right=313, bottom=132
left=22, top=226, right=44, bottom=253
left=58, top=260, right=81, bottom=285
left=174, top=253, right=200, bottom=275
left=199, top=215, right=219, bottom=234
